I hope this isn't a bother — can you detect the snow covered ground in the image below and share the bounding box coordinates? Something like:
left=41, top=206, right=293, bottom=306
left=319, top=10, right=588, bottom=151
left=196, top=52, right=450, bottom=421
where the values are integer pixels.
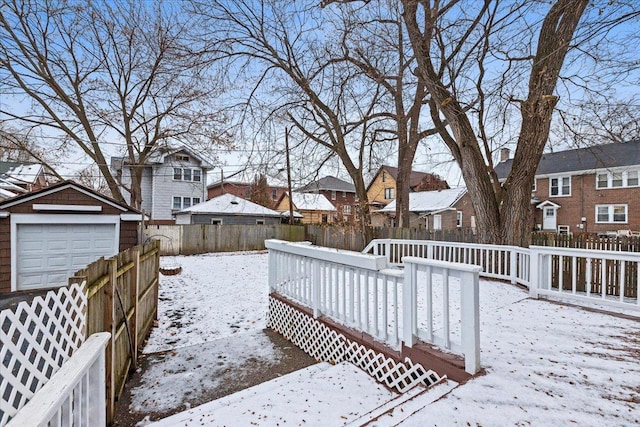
left=137, top=251, right=639, bottom=426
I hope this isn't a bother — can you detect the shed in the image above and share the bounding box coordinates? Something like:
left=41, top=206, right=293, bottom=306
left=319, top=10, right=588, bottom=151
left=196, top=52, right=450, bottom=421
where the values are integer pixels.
left=175, top=193, right=283, bottom=225
left=0, top=181, right=142, bottom=293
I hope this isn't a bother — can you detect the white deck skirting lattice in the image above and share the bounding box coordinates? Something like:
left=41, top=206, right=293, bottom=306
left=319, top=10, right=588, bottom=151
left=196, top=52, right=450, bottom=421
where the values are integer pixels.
left=267, top=296, right=442, bottom=393
left=0, top=283, right=87, bottom=426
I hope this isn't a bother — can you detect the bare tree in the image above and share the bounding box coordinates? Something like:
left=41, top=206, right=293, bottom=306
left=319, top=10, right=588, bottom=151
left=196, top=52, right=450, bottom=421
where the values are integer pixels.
left=249, top=173, right=274, bottom=208
left=401, top=0, right=640, bottom=245
left=192, top=0, right=392, bottom=237
left=0, top=0, right=227, bottom=207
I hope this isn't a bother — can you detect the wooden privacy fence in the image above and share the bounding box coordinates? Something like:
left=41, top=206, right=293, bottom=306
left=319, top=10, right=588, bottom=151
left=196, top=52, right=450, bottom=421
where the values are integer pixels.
left=146, top=224, right=306, bottom=255
left=69, top=240, right=160, bottom=424
left=531, top=232, right=640, bottom=251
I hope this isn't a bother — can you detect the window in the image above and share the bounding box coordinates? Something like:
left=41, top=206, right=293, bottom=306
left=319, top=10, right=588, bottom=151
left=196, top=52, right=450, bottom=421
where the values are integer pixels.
left=595, top=204, right=627, bottom=223
left=175, top=155, right=190, bottom=162
left=343, top=205, right=351, bottom=215
left=256, top=219, right=265, bottom=225
left=596, top=170, right=640, bottom=189
left=456, top=211, right=463, bottom=228
left=384, top=188, right=395, bottom=199
left=342, top=191, right=347, bottom=198
left=612, top=172, right=623, bottom=187
left=550, top=176, right=571, bottom=196
left=331, top=191, right=336, bottom=200
left=211, top=218, right=223, bottom=225
left=173, top=168, right=201, bottom=182
left=173, top=168, right=182, bottom=180
left=321, top=214, right=328, bottom=223
left=272, top=189, right=278, bottom=200
left=433, top=215, right=442, bottom=230
left=597, top=173, right=608, bottom=189
left=532, top=179, right=536, bottom=192
left=172, top=197, right=200, bottom=210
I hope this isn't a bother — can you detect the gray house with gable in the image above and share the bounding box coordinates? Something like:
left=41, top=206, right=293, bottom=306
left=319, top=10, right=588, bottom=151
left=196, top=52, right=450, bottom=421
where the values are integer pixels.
left=111, top=147, right=213, bottom=224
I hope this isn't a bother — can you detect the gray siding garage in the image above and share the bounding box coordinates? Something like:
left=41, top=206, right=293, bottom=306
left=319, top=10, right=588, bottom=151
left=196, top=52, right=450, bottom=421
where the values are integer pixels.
left=175, top=193, right=283, bottom=225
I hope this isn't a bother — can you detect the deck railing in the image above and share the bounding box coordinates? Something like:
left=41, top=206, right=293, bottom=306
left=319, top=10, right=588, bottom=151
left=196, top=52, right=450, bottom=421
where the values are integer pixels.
left=363, top=239, right=530, bottom=287
left=266, top=240, right=482, bottom=374
left=6, top=332, right=110, bottom=427
left=530, top=245, right=640, bottom=310
left=363, top=238, right=640, bottom=312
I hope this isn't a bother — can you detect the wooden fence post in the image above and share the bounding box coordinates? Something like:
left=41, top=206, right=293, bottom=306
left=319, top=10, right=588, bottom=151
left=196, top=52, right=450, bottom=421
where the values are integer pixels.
left=104, top=257, right=117, bottom=424
left=132, top=247, right=140, bottom=367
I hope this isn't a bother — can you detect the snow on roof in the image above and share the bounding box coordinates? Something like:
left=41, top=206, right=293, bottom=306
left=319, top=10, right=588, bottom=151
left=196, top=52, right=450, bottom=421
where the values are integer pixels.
left=296, top=176, right=355, bottom=193
left=290, top=192, right=337, bottom=211
left=379, top=187, right=467, bottom=213
left=0, top=162, right=43, bottom=185
left=179, top=193, right=282, bottom=217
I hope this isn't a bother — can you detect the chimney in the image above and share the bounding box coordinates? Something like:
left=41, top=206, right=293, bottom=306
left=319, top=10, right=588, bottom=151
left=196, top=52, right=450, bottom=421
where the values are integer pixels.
left=500, top=148, right=510, bottom=162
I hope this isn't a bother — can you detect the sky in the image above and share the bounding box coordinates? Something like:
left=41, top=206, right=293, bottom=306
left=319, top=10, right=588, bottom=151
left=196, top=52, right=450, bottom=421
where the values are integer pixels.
left=129, top=250, right=640, bottom=426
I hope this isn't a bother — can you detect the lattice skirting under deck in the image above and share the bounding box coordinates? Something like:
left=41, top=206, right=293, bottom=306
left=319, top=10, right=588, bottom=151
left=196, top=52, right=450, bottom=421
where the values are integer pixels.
left=267, top=296, right=442, bottom=393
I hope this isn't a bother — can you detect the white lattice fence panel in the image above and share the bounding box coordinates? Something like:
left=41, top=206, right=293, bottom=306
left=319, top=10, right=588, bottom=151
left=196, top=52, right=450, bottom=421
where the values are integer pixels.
left=0, top=283, right=87, bottom=426
left=268, top=297, right=442, bottom=393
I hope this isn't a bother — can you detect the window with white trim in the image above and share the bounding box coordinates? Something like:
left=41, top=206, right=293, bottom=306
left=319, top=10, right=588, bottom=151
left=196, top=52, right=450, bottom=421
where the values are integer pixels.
left=384, top=188, right=395, bottom=199
left=211, top=218, right=223, bottom=225
left=456, top=211, right=463, bottom=228
left=271, top=189, right=278, bottom=200
left=256, top=219, right=265, bottom=225
left=596, top=170, right=640, bottom=189
left=595, top=204, right=627, bottom=223
left=172, top=196, right=200, bottom=210
left=331, top=191, right=336, bottom=200
left=433, top=214, right=442, bottom=230
left=343, top=205, right=351, bottom=215
left=549, top=176, right=571, bottom=196
left=173, top=168, right=202, bottom=182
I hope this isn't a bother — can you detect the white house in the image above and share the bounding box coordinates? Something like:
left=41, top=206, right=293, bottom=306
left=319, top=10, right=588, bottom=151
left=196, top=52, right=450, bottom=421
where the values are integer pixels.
left=111, top=147, right=213, bottom=223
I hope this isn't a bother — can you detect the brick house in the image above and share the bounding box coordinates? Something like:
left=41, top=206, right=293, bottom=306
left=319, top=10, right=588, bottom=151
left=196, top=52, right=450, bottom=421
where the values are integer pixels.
left=366, top=165, right=449, bottom=226
left=0, top=161, right=49, bottom=192
left=296, top=176, right=357, bottom=223
left=207, top=178, right=288, bottom=209
left=378, top=187, right=474, bottom=231
left=495, top=141, right=640, bottom=235
left=0, top=181, right=141, bottom=293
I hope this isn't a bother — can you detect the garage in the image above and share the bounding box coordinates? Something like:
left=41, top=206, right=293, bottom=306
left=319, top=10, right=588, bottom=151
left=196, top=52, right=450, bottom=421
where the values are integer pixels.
left=15, top=221, right=118, bottom=290
left=0, top=181, right=141, bottom=293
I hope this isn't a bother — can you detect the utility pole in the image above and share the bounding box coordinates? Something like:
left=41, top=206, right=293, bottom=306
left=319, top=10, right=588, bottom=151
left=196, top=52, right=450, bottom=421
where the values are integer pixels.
left=285, top=127, right=294, bottom=225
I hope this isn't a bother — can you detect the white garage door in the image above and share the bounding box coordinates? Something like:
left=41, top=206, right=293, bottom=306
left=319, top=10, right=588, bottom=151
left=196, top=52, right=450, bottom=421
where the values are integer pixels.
left=16, top=223, right=118, bottom=290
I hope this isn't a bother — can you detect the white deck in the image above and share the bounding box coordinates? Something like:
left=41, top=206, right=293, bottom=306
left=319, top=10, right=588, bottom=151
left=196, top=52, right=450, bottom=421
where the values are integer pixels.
left=142, top=253, right=640, bottom=426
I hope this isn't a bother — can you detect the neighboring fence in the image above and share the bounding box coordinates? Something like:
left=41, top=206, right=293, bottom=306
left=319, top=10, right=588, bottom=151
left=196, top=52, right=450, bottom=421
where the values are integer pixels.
left=1, top=283, right=87, bottom=426
left=531, top=232, right=640, bottom=251
left=265, top=239, right=482, bottom=375
left=146, top=224, right=306, bottom=255
left=363, top=239, right=640, bottom=312
left=6, top=333, right=110, bottom=427
left=69, top=240, right=160, bottom=423
left=307, top=225, right=478, bottom=251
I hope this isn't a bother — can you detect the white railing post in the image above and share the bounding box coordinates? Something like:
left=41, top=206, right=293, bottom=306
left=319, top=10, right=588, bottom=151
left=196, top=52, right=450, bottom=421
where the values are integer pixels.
left=402, top=260, right=417, bottom=348
left=460, top=269, right=480, bottom=375
left=313, top=259, right=322, bottom=318
left=510, top=248, right=517, bottom=284
left=268, top=249, right=276, bottom=293
left=529, top=247, right=540, bottom=298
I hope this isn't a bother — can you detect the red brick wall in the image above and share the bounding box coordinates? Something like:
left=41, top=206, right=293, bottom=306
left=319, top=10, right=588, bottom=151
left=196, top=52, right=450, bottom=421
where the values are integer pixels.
left=534, top=173, right=640, bottom=234
left=207, top=182, right=251, bottom=200
left=319, top=190, right=359, bottom=224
